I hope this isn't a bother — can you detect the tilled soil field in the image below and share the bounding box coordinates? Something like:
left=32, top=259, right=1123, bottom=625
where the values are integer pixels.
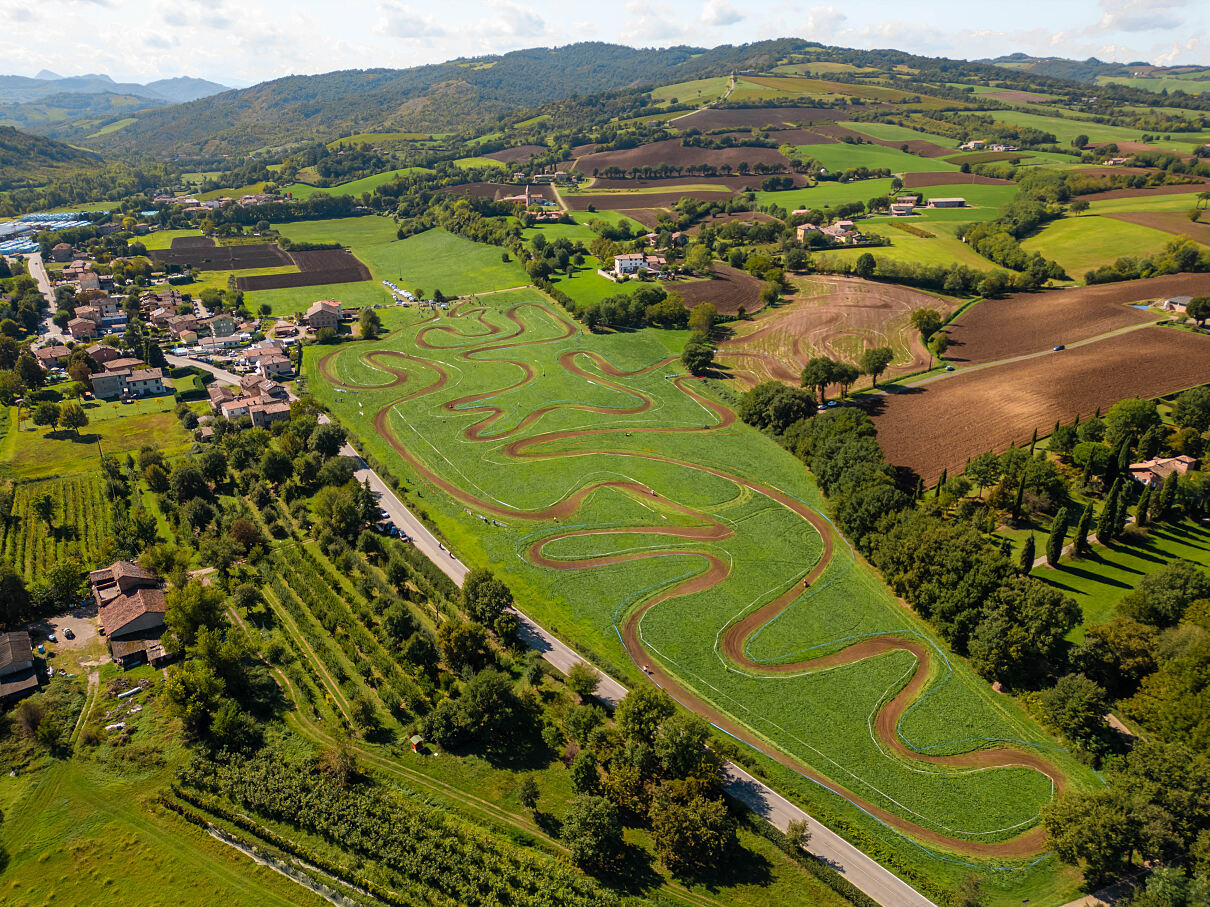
left=1106, top=211, right=1210, bottom=245
left=670, top=106, right=860, bottom=131
left=677, top=263, right=765, bottom=316
left=901, top=172, right=1016, bottom=188
left=152, top=238, right=291, bottom=269
left=1078, top=183, right=1210, bottom=201
left=572, top=138, right=790, bottom=176
left=870, top=327, right=1210, bottom=484
left=483, top=145, right=548, bottom=163
left=563, top=190, right=736, bottom=212
left=237, top=248, right=371, bottom=291
left=984, top=90, right=1053, bottom=103
left=717, top=274, right=960, bottom=387
left=587, top=174, right=805, bottom=190
left=944, top=274, right=1206, bottom=364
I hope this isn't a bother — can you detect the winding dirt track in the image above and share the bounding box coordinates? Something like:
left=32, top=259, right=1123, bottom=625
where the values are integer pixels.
left=316, top=299, right=1065, bottom=857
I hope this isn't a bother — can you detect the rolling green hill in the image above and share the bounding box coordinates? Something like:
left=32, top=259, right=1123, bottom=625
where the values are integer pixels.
left=0, top=125, right=102, bottom=190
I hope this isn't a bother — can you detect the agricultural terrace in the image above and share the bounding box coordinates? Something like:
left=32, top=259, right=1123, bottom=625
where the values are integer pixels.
left=716, top=275, right=962, bottom=387
left=307, top=289, right=1094, bottom=865
left=284, top=167, right=433, bottom=199
left=0, top=475, right=115, bottom=581
left=791, top=142, right=958, bottom=174
left=871, top=327, right=1210, bottom=484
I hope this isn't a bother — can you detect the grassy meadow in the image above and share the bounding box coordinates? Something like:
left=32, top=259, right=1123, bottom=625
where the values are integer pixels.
left=304, top=288, right=1096, bottom=891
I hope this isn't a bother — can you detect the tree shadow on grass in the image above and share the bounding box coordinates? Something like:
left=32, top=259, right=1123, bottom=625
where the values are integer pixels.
left=45, top=429, right=102, bottom=444
left=593, top=842, right=664, bottom=898
left=1152, top=523, right=1210, bottom=551
left=1042, top=561, right=1134, bottom=592
left=678, top=843, right=774, bottom=894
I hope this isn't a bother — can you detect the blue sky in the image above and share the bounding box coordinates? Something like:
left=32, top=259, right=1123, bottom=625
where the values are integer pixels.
left=5, top=0, right=1208, bottom=86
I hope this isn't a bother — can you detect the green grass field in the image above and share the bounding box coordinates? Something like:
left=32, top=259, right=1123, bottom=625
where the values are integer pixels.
left=0, top=397, right=195, bottom=480
left=304, top=288, right=1095, bottom=886
left=454, top=156, right=510, bottom=171
left=818, top=227, right=997, bottom=270
left=837, top=121, right=958, bottom=148
left=1020, top=214, right=1210, bottom=281
left=1088, top=190, right=1210, bottom=215
left=137, top=229, right=202, bottom=251
left=284, top=167, right=433, bottom=199
left=1035, top=518, right=1210, bottom=636
left=795, top=143, right=958, bottom=174
left=649, top=76, right=732, bottom=105
left=753, top=178, right=896, bottom=212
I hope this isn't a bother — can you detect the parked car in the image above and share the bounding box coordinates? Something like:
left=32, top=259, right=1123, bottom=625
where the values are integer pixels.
left=1052, top=344, right=1065, bottom=351
left=945, top=365, right=955, bottom=372
left=46, top=632, right=56, bottom=643
left=63, top=628, right=75, bottom=640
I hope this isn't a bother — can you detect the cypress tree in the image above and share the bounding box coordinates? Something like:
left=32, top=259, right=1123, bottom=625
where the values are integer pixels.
left=1029, top=428, right=1038, bottom=455
left=999, top=537, right=1012, bottom=559
left=935, top=468, right=947, bottom=498
left=1046, top=507, right=1069, bottom=567
left=1114, top=486, right=1130, bottom=537
left=1158, top=472, right=1178, bottom=520
left=1116, top=439, right=1132, bottom=477
left=1097, top=480, right=1120, bottom=544
left=1080, top=456, right=1093, bottom=489
left=1074, top=502, right=1094, bottom=555
left=1018, top=533, right=1035, bottom=574
left=1136, top=485, right=1152, bottom=527
left=914, top=476, right=924, bottom=500
left=1012, top=474, right=1026, bottom=523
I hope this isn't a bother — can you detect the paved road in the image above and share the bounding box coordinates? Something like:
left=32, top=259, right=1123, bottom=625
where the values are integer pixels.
left=344, top=446, right=933, bottom=906
left=28, top=252, right=65, bottom=343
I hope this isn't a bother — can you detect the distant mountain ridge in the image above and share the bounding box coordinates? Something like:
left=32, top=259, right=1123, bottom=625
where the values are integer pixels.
left=0, top=72, right=230, bottom=104
left=986, top=53, right=1210, bottom=86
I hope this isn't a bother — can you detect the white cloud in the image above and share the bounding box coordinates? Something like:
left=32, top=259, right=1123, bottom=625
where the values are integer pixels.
left=1089, top=0, right=1187, bottom=34
left=701, top=0, right=743, bottom=27
left=375, top=1, right=448, bottom=38
left=800, top=4, right=845, bottom=39
left=487, top=0, right=546, bottom=37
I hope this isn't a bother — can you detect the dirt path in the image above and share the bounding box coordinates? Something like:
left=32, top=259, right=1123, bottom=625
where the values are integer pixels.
left=317, top=296, right=1064, bottom=858
left=266, top=591, right=356, bottom=725
left=70, top=669, right=100, bottom=747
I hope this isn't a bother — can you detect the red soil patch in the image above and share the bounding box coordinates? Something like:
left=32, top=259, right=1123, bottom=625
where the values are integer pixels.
left=870, top=327, right=1210, bottom=484
left=483, top=144, right=547, bottom=163
left=985, top=90, right=1053, bottom=103
left=716, top=275, right=961, bottom=388
left=942, top=275, right=1206, bottom=365
left=572, top=138, right=791, bottom=176
left=901, top=171, right=1016, bottom=188
left=671, top=106, right=856, bottom=132
left=563, top=191, right=736, bottom=212
left=1106, top=211, right=1210, bottom=245
left=436, top=182, right=558, bottom=202
left=807, top=123, right=954, bottom=158
left=677, top=263, right=764, bottom=316
left=1079, top=183, right=1210, bottom=202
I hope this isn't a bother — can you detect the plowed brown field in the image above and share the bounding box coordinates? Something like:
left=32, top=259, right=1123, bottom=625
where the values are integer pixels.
left=1078, top=183, right=1209, bottom=201
left=572, top=138, right=790, bottom=176
left=678, top=263, right=764, bottom=316
left=483, top=144, right=547, bottom=163
left=806, top=123, right=954, bottom=157
left=588, top=174, right=806, bottom=190
left=1107, top=211, right=1210, bottom=245
left=870, top=327, right=1210, bottom=484
left=717, top=275, right=960, bottom=387
left=563, top=190, right=736, bottom=212
left=944, top=274, right=1205, bottom=364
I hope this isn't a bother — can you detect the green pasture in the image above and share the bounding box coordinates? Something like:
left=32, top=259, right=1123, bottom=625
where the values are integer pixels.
left=573, top=183, right=735, bottom=196
left=649, top=77, right=732, bottom=105
left=837, top=121, right=957, bottom=148
left=754, top=178, right=897, bottom=212
left=1036, top=518, right=1210, bottom=636
left=1095, top=74, right=1210, bottom=95
left=305, top=289, right=1094, bottom=864
left=276, top=219, right=529, bottom=297
left=818, top=228, right=996, bottom=270
left=1020, top=214, right=1210, bottom=281
left=327, top=132, right=436, bottom=149
left=573, top=210, right=648, bottom=231
left=284, top=167, right=433, bottom=199
left=796, top=143, right=958, bottom=174
left=454, top=156, right=510, bottom=171
left=519, top=220, right=597, bottom=244
left=1088, top=189, right=1210, bottom=215
left=0, top=397, right=195, bottom=480
left=136, top=229, right=202, bottom=251
left=244, top=280, right=390, bottom=316
left=197, top=182, right=269, bottom=201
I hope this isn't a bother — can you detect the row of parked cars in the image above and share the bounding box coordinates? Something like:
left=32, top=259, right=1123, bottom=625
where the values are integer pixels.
left=376, top=508, right=410, bottom=541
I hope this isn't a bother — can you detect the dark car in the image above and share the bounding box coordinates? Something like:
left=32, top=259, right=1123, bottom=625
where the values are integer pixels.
left=63, top=627, right=75, bottom=640
left=1053, top=345, right=1065, bottom=351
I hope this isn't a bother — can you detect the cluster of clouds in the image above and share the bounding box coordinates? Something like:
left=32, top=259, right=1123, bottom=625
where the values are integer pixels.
left=2, top=0, right=1205, bottom=85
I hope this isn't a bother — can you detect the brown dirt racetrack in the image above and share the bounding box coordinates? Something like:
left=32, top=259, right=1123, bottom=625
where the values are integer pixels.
left=870, top=326, right=1210, bottom=484
left=316, top=300, right=1070, bottom=856
left=943, top=274, right=1204, bottom=365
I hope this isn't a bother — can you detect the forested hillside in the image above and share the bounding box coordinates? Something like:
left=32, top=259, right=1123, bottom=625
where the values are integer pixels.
left=0, top=125, right=102, bottom=190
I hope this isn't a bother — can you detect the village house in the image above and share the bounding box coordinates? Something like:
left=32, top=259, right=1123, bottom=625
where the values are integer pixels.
left=68, top=316, right=98, bottom=340
left=74, top=304, right=101, bottom=326
left=305, top=300, right=342, bottom=330
left=89, top=561, right=169, bottom=669
left=62, top=260, right=90, bottom=281
left=211, top=375, right=291, bottom=428
left=87, top=343, right=120, bottom=366
left=796, top=223, right=821, bottom=242
left=929, top=198, right=967, bottom=208
left=889, top=202, right=917, bottom=216
left=0, top=630, right=38, bottom=705
left=958, top=140, right=986, bottom=151
left=49, top=242, right=74, bottom=262
left=77, top=272, right=101, bottom=292
left=256, top=352, right=293, bottom=379
left=1128, top=456, right=1198, bottom=487
left=202, top=312, right=236, bottom=337
left=612, top=253, right=667, bottom=278
left=166, top=314, right=199, bottom=338
left=34, top=345, right=71, bottom=369
left=1161, top=296, right=1191, bottom=313
left=90, top=358, right=166, bottom=400
left=821, top=220, right=863, bottom=245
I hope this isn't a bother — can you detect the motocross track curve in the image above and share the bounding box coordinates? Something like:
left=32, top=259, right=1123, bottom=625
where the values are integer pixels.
left=317, top=299, right=1065, bottom=858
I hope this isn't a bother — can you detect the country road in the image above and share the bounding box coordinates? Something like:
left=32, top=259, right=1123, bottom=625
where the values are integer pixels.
left=28, top=252, right=66, bottom=343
